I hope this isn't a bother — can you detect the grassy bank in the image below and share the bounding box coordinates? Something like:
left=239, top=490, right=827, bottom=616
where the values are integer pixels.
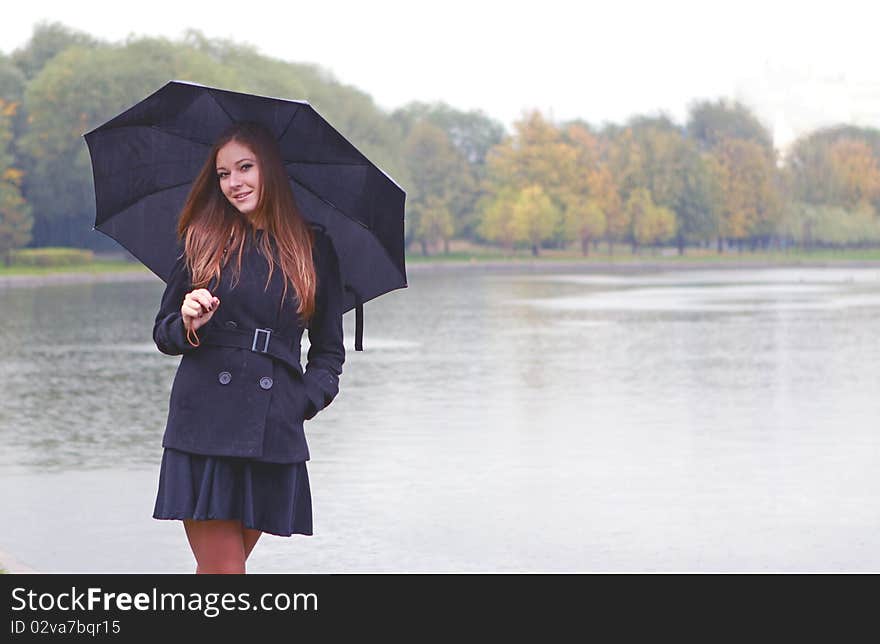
left=0, top=260, right=151, bottom=277
left=2, top=245, right=880, bottom=278
left=405, top=243, right=880, bottom=264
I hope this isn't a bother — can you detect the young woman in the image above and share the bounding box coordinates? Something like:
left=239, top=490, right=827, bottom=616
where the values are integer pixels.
left=151, top=121, right=345, bottom=574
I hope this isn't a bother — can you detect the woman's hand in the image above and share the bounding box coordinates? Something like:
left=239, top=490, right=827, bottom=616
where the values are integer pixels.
left=181, top=289, right=220, bottom=333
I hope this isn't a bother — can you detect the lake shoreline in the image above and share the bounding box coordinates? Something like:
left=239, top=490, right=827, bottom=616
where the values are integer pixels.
left=3, top=257, right=880, bottom=288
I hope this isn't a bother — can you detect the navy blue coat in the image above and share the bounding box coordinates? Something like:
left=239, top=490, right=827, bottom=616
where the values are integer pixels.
left=152, top=225, right=345, bottom=463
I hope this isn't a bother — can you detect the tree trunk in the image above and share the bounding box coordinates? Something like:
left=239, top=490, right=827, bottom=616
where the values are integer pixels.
left=443, top=238, right=449, bottom=255
left=677, top=234, right=685, bottom=256
left=716, top=236, right=724, bottom=254
left=531, top=243, right=539, bottom=256
left=581, top=236, right=590, bottom=256
left=420, top=239, right=428, bottom=256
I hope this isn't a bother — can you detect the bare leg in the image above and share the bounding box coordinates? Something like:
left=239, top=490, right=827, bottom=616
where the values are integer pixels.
left=242, top=527, right=262, bottom=562
left=183, top=519, right=247, bottom=574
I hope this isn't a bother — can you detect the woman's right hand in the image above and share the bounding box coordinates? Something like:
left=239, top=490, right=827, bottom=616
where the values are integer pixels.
left=181, top=289, right=220, bottom=333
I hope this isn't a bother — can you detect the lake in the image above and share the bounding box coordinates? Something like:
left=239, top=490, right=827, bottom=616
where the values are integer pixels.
left=1, top=264, right=879, bottom=572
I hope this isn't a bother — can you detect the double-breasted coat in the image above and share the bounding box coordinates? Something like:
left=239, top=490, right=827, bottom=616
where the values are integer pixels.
left=152, top=224, right=345, bottom=463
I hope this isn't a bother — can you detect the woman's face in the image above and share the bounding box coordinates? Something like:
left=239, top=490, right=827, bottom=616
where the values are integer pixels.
left=216, top=139, right=261, bottom=216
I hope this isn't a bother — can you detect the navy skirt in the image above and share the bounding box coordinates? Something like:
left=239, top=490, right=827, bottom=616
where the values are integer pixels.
left=152, top=448, right=313, bottom=537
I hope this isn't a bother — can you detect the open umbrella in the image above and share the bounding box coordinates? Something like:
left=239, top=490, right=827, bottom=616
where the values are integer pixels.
left=83, top=79, right=407, bottom=350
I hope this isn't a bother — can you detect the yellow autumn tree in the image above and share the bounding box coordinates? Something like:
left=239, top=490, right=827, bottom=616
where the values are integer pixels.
left=511, top=184, right=561, bottom=256
left=563, top=194, right=606, bottom=255
left=828, top=138, right=880, bottom=209
left=627, top=188, right=677, bottom=253
left=560, top=123, right=617, bottom=254
left=478, top=186, right=518, bottom=251
left=713, top=138, right=779, bottom=249
left=481, top=110, right=577, bottom=249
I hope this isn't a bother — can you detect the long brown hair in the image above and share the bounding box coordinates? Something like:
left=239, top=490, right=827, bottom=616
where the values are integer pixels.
left=177, top=121, right=316, bottom=322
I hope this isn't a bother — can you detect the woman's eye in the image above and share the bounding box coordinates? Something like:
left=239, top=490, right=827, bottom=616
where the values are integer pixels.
left=217, top=172, right=228, bottom=179
left=240, top=164, right=252, bottom=171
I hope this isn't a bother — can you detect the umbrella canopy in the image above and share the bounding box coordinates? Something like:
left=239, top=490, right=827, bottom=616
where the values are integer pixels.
left=83, top=80, right=407, bottom=350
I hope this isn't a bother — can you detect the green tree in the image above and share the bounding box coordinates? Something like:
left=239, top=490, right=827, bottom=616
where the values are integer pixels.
left=601, top=126, right=641, bottom=251
left=673, top=145, right=722, bottom=254
left=391, top=102, right=502, bottom=240
left=415, top=195, right=455, bottom=255
left=785, top=126, right=880, bottom=208
left=628, top=115, right=689, bottom=210
left=686, top=99, right=774, bottom=152
left=778, top=202, right=880, bottom=248
left=401, top=120, right=471, bottom=254
left=10, top=21, right=98, bottom=80
left=0, top=99, right=32, bottom=264
left=0, top=54, right=26, bottom=105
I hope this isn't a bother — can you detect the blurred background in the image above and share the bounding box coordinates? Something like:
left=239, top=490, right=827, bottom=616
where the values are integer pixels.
left=1, top=1, right=879, bottom=573
left=1, top=0, right=879, bottom=260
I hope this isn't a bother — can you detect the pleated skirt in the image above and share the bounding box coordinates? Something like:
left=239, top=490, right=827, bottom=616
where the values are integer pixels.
left=152, top=447, right=313, bottom=537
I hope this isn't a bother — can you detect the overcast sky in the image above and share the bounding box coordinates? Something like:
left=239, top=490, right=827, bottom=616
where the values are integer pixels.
left=3, top=0, right=878, bottom=151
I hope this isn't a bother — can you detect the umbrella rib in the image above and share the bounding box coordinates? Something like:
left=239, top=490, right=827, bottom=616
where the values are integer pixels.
left=285, top=160, right=369, bottom=167
left=95, top=123, right=215, bottom=148
left=291, top=177, right=407, bottom=283
left=277, top=105, right=302, bottom=143
left=100, top=179, right=196, bottom=224
left=291, top=176, right=368, bottom=230
left=147, top=124, right=215, bottom=148
left=207, top=90, right=238, bottom=128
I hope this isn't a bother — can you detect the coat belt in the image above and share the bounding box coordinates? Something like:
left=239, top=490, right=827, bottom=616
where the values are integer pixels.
left=201, top=327, right=303, bottom=377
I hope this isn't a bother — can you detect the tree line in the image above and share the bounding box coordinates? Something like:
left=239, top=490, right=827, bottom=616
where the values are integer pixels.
left=2, top=22, right=879, bottom=264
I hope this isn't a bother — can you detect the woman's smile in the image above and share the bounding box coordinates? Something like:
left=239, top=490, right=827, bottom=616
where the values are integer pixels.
left=216, top=139, right=262, bottom=214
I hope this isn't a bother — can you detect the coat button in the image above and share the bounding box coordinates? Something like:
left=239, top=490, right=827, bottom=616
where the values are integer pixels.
left=259, top=377, right=273, bottom=390
left=218, top=371, right=232, bottom=385
left=225, top=320, right=238, bottom=329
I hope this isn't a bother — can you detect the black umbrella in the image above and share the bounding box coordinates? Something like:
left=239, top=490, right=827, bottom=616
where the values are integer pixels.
left=83, top=79, right=407, bottom=351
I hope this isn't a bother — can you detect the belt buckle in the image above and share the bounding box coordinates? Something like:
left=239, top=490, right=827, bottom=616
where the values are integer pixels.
left=252, top=328, right=272, bottom=353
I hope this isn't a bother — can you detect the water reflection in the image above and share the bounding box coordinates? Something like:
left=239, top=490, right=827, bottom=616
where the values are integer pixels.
left=1, top=266, right=879, bottom=571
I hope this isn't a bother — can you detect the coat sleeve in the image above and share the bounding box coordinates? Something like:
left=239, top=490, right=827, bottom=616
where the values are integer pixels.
left=302, top=232, right=346, bottom=420
left=152, top=251, right=199, bottom=357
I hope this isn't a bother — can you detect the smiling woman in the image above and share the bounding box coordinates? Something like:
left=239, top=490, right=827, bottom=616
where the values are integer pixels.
left=216, top=142, right=261, bottom=217
left=83, top=80, right=406, bottom=574
left=150, top=121, right=345, bottom=574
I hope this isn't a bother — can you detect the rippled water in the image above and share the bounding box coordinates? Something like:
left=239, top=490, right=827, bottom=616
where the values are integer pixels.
left=1, top=266, right=879, bottom=572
